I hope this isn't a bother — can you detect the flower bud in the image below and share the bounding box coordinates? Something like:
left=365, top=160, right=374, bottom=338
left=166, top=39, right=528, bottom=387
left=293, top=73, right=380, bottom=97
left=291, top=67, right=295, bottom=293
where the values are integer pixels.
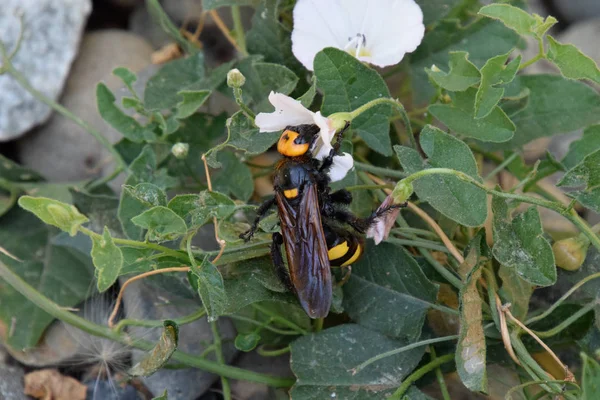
left=431, top=64, right=441, bottom=72
left=227, top=68, right=246, bottom=88
left=171, top=142, right=189, bottom=159
left=392, top=180, right=414, bottom=204
left=328, top=112, right=353, bottom=132
left=553, top=234, right=590, bottom=271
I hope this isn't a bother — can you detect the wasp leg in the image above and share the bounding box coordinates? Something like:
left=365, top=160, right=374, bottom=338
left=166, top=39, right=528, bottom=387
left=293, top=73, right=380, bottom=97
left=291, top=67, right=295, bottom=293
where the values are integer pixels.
left=328, top=203, right=406, bottom=233
left=336, top=265, right=352, bottom=287
left=239, top=197, right=276, bottom=242
left=319, top=121, right=351, bottom=173
left=271, top=232, right=294, bottom=292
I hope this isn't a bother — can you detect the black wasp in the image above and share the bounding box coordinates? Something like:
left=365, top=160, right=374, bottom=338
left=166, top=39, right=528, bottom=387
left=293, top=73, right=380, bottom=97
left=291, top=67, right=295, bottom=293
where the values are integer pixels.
left=240, top=123, right=399, bottom=318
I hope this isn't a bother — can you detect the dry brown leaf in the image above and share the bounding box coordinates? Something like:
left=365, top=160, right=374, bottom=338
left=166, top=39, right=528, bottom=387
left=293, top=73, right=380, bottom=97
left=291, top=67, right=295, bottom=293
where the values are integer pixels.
left=24, top=369, right=86, bottom=400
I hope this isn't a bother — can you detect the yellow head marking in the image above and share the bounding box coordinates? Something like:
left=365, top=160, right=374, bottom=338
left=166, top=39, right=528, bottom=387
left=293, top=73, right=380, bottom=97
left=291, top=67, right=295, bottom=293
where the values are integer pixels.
left=328, top=241, right=350, bottom=261
left=341, top=244, right=362, bottom=267
left=283, top=188, right=299, bottom=199
left=277, top=130, right=310, bottom=157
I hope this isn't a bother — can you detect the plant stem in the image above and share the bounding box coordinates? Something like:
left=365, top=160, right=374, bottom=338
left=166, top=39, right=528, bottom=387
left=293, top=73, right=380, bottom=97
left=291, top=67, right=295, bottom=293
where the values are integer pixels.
left=0, top=259, right=295, bottom=387
left=230, top=6, right=247, bottom=55
left=351, top=335, right=458, bottom=374
left=257, top=345, right=291, bottom=357
left=211, top=321, right=232, bottom=400
left=484, top=152, right=519, bottom=181
left=388, top=353, right=455, bottom=400
left=114, top=308, right=207, bottom=333
left=526, top=271, right=600, bottom=325
left=532, top=302, right=595, bottom=338
left=519, top=37, right=546, bottom=71
left=386, top=237, right=452, bottom=254
left=349, top=98, right=416, bottom=149
left=354, top=162, right=406, bottom=179
left=505, top=380, right=580, bottom=400
left=227, top=315, right=300, bottom=336
left=430, top=347, right=451, bottom=400
left=345, top=183, right=394, bottom=192
left=401, top=168, right=600, bottom=251
left=0, top=44, right=128, bottom=174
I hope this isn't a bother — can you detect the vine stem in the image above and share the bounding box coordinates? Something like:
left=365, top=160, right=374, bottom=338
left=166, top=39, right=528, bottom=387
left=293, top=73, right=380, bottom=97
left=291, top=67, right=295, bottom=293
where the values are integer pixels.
left=230, top=5, right=247, bottom=55
left=430, top=346, right=451, bottom=400
left=532, top=302, right=595, bottom=338
left=211, top=321, right=232, bottom=400
left=526, top=271, right=600, bottom=325
left=388, top=353, right=454, bottom=400
left=0, top=42, right=128, bottom=175
left=505, top=380, right=579, bottom=400
left=0, top=259, right=295, bottom=387
left=202, top=154, right=226, bottom=264
left=108, top=266, right=191, bottom=327
left=350, top=335, right=458, bottom=375
left=401, top=168, right=600, bottom=252
left=114, top=307, right=206, bottom=333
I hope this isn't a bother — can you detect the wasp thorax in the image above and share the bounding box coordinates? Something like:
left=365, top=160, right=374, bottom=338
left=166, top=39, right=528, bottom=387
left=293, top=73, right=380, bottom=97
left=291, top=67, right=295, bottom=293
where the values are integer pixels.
left=277, top=130, right=310, bottom=157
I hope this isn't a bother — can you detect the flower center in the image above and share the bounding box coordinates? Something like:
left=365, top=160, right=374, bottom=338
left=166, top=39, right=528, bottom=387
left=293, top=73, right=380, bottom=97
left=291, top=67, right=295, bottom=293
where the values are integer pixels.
left=344, top=34, right=371, bottom=58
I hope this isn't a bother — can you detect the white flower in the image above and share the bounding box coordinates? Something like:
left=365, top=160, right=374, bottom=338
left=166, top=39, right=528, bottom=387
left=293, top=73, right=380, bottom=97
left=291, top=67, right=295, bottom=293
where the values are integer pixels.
left=291, top=0, right=425, bottom=71
left=255, top=92, right=353, bottom=182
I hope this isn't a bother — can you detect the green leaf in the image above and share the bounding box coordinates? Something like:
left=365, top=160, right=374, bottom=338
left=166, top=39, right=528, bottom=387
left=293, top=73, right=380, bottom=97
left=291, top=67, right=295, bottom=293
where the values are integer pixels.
left=147, top=0, right=197, bottom=54
left=202, top=0, right=258, bottom=10
left=0, top=154, right=45, bottom=182
left=128, top=146, right=178, bottom=189
left=395, top=126, right=488, bottom=227
left=212, top=152, right=254, bottom=202
left=456, top=247, right=487, bottom=392
left=152, top=390, right=168, bottom=400
left=123, top=183, right=167, bottom=208
left=582, top=352, right=600, bottom=399
left=144, top=53, right=205, bottom=111
left=569, top=188, right=600, bottom=214
left=113, top=67, right=137, bottom=94
left=91, top=227, right=123, bottom=292
left=131, top=206, right=187, bottom=241
left=129, top=320, right=179, bottom=376
left=190, top=257, right=227, bottom=321
left=314, top=48, right=393, bottom=156
left=175, top=90, right=211, bottom=119
left=290, top=324, right=426, bottom=399
left=498, top=265, right=533, bottom=321
left=207, top=111, right=279, bottom=167
left=475, top=51, right=521, bottom=119
left=18, top=196, right=89, bottom=236
left=235, top=58, right=299, bottom=112
left=498, top=75, right=600, bottom=148
left=558, top=149, right=600, bottom=190
left=168, top=191, right=236, bottom=230
left=547, top=36, right=600, bottom=84
left=425, top=51, right=481, bottom=91
left=0, top=208, right=95, bottom=349
left=342, top=243, right=438, bottom=341
left=492, top=197, right=556, bottom=286
left=96, top=83, right=155, bottom=142
left=0, top=181, right=18, bottom=217
left=298, top=75, right=317, bottom=108
left=429, top=88, right=515, bottom=142
left=234, top=332, right=260, bottom=352
left=410, top=19, right=519, bottom=103
left=561, top=125, right=600, bottom=170
left=415, top=0, right=462, bottom=26
left=246, top=0, right=304, bottom=77
left=478, top=4, right=537, bottom=36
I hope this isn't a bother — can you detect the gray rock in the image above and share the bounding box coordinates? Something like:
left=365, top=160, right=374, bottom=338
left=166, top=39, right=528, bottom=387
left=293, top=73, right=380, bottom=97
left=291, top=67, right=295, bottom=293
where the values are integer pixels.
left=17, top=30, right=154, bottom=185
left=161, top=0, right=203, bottom=23
left=0, top=0, right=91, bottom=141
left=549, top=0, right=600, bottom=24
left=0, top=365, right=27, bottom=400
left=121, top=279, right=237, bottom=399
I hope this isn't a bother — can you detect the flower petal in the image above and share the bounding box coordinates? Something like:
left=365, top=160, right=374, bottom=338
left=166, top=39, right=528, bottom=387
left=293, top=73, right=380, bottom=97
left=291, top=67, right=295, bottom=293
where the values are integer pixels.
left=329, top=153, right=354, bottom=182
left=254, top=92, right=315, bottom=132
left=310, top=111, right=336, bottom=160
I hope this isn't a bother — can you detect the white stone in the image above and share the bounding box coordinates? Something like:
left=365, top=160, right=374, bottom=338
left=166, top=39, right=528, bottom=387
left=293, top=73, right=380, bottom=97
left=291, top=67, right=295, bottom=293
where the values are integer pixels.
left=0, top=0, right=91, bottom=141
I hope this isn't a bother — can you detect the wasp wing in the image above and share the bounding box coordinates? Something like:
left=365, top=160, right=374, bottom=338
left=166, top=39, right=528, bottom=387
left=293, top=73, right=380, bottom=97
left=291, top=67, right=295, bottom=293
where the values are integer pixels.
left=276, top=183, right=331, bottom=318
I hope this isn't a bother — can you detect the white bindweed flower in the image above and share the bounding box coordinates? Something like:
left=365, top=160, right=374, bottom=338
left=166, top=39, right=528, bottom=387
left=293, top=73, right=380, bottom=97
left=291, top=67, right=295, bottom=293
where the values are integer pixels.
left=255, top=92, right=354, bottom=182
left=291, top=0, right=425, bottom=71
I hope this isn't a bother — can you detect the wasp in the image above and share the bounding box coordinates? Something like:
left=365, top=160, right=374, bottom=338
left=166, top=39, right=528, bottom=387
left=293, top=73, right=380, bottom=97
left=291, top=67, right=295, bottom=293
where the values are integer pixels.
left=240, top=123, right=399, bottom=318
